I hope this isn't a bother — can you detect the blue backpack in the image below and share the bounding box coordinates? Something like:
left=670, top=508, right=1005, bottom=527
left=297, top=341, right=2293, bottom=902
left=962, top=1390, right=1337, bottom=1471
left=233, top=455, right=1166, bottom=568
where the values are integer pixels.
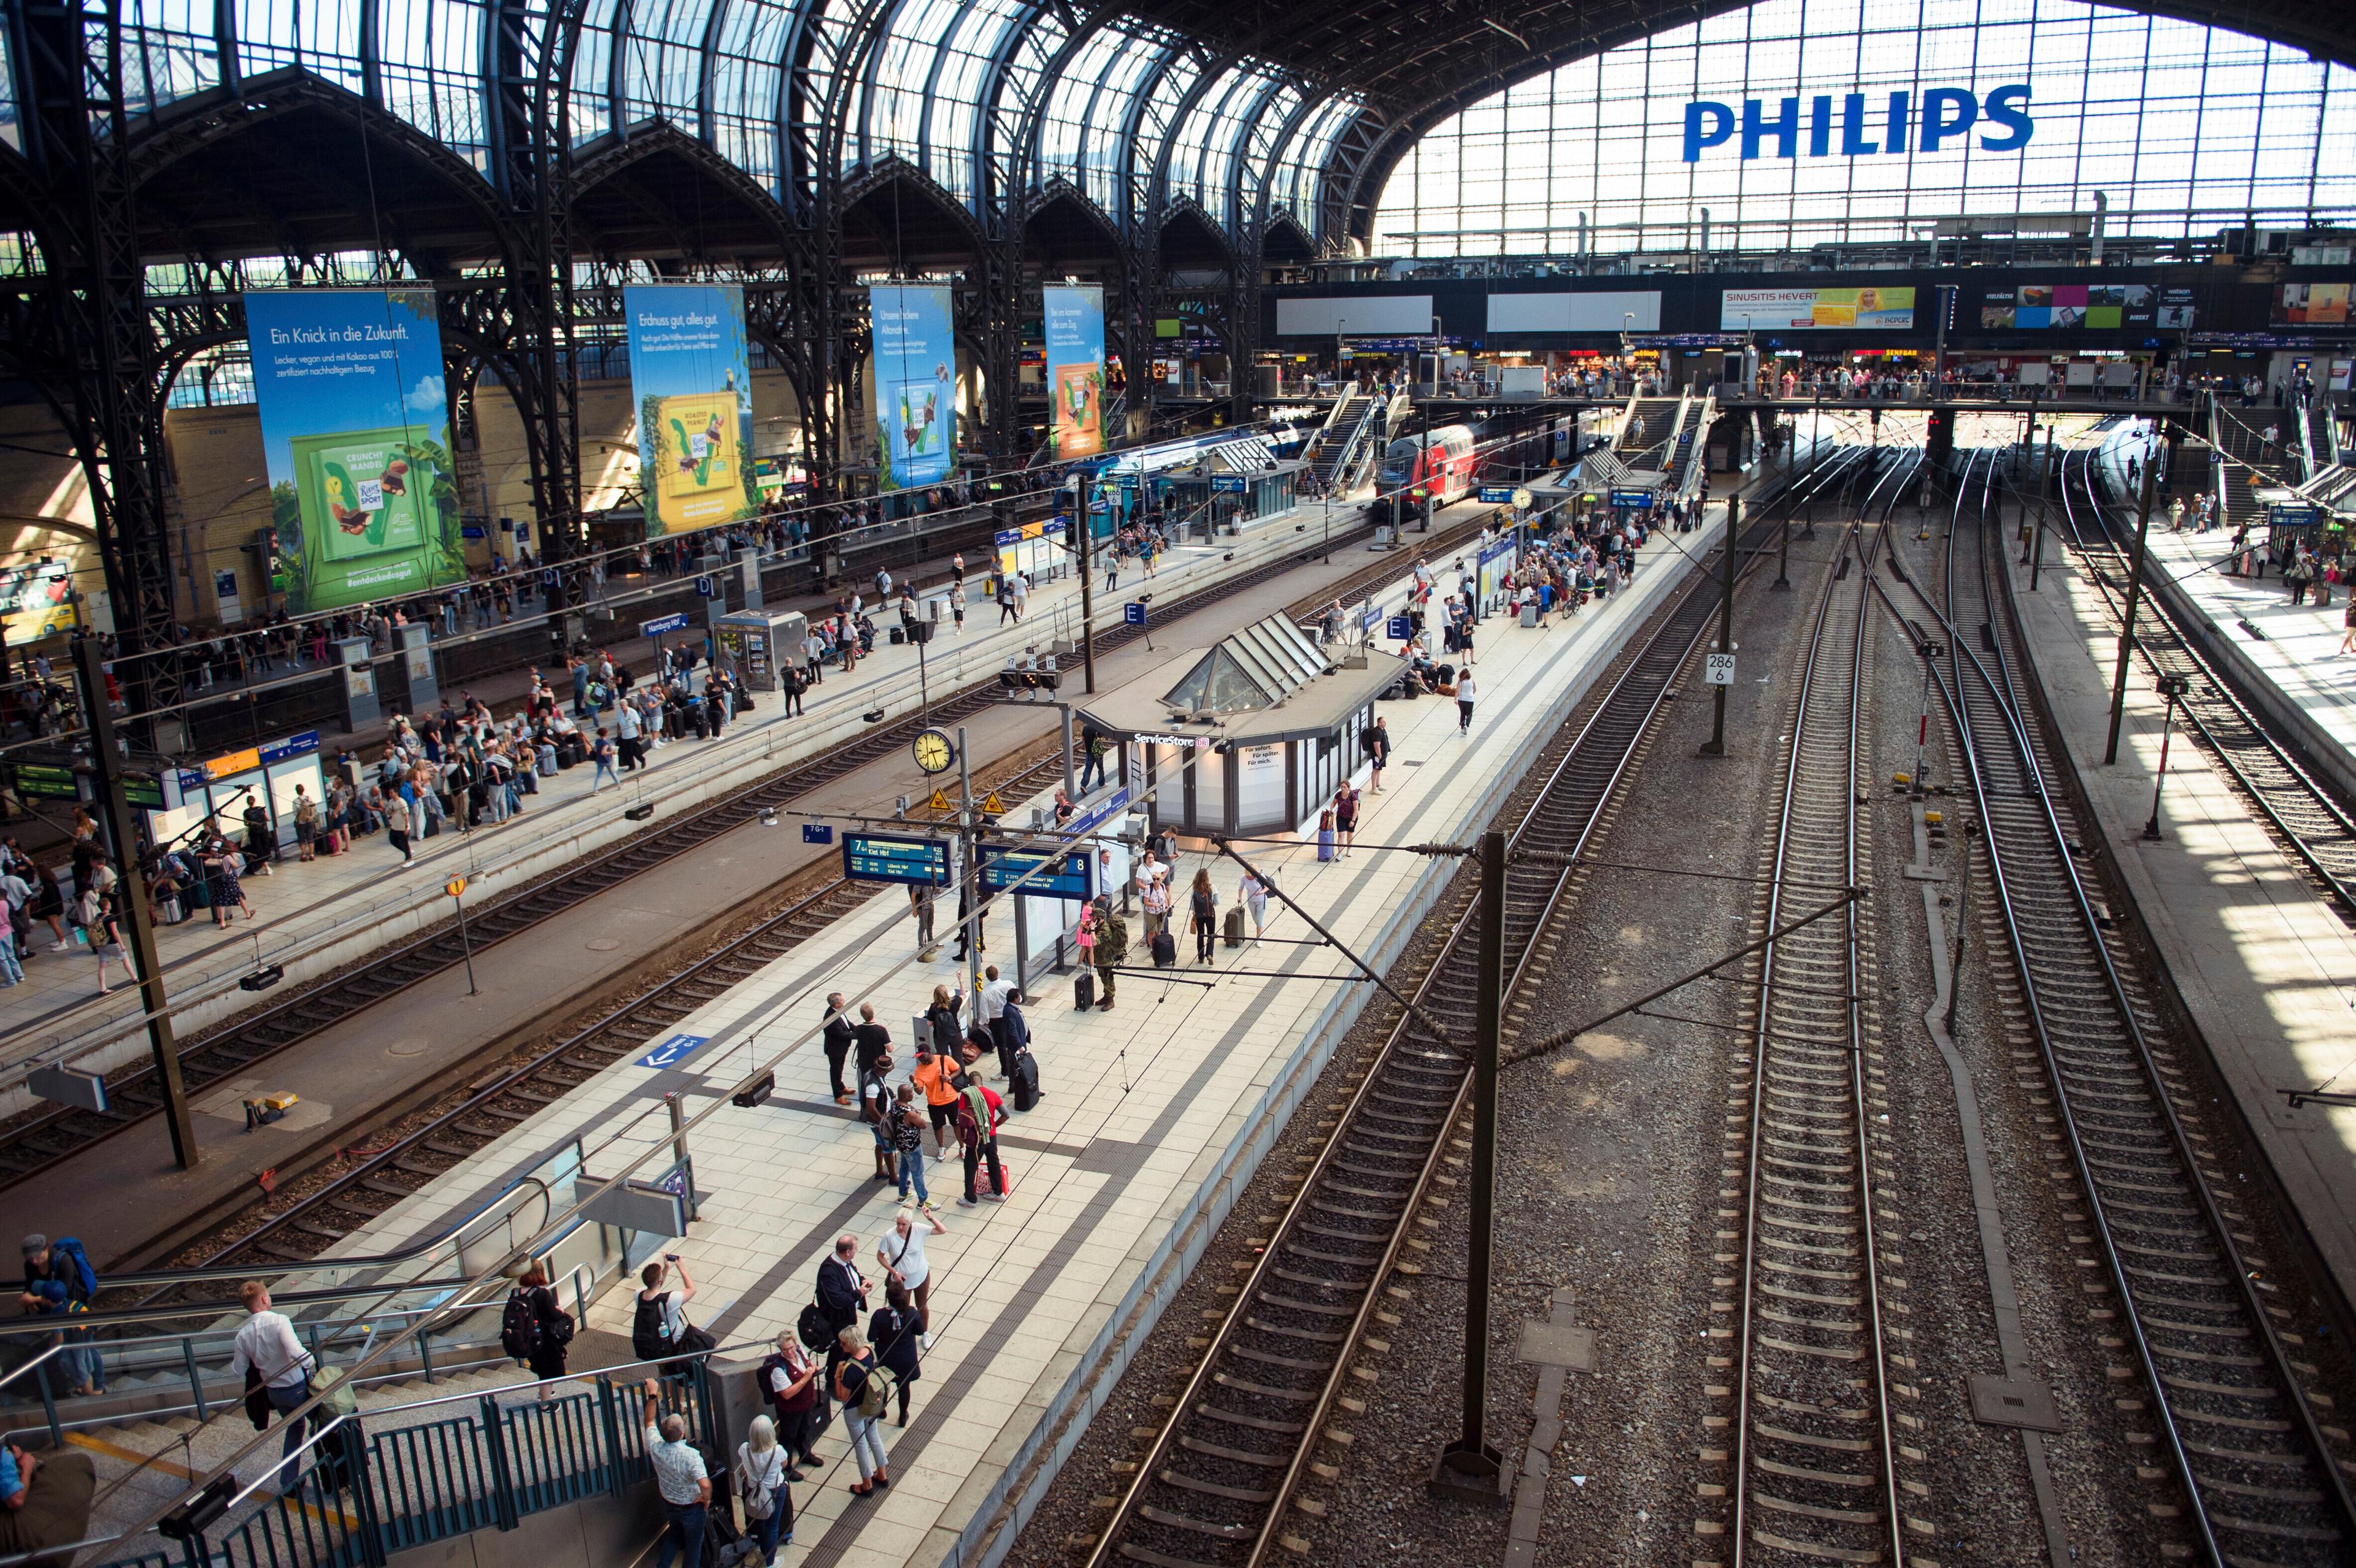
left=49, top=1237, right=97, bottom=1303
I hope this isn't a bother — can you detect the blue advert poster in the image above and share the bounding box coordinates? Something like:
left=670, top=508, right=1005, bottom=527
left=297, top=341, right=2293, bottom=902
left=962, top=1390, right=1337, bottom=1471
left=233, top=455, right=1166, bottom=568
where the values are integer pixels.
left=1045, top=284, right=1106, bottom=458
left=244, top=289, right=466, bottom=612
left=871, top=283, right=955, bottom=490
left=624, top=283, right=759, bottom=537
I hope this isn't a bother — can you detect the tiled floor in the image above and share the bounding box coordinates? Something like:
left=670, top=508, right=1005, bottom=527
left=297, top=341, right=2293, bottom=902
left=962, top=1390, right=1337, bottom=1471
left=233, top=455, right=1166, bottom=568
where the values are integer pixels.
left=0, top=505, right=1344, bottom=1058
left=260, top=503, right=1729, bottom=1568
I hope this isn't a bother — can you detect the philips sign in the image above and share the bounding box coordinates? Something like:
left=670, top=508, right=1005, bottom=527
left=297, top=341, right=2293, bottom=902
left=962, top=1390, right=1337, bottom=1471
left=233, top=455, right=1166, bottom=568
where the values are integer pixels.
left=1682, top=86, right=2033, bottom=162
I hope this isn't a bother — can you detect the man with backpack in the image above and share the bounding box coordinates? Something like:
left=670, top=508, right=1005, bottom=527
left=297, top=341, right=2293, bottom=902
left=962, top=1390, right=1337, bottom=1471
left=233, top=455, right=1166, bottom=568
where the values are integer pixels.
left=632, top=1256, right=711, bottom=1374
left=501, top=1261, right=576, bottom=1397
left=18, top=1235, right=101, bottom=1396
left=954, top=1076, right=1007, bottom=1207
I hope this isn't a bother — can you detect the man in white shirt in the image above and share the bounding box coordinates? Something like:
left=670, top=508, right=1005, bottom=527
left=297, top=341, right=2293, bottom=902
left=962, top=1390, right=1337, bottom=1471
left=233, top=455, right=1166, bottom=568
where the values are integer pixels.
left=230, top=1280, right=318, bottom=1491
left=977, top=965, right=1015, bottom=1074
left=641, top=1379, right=710, bottom=1568
left=876, top=1209, right=947, bottom=1347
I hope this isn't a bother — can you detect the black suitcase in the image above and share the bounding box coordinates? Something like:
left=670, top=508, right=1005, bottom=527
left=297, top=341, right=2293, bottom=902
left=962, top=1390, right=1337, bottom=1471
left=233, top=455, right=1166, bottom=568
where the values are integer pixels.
left=1150, top=929, right=1177, bottom=968
left=1074, top=970, right=1095, bottom=1011
left=1009, top=1050, right=1040, bottom=1112
left=1223, top=905, right=1247, bottom=948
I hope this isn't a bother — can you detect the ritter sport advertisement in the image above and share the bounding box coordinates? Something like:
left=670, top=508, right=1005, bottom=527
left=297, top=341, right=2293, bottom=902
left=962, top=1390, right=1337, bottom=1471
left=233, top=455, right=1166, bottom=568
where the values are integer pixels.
left=625, top=283, right=760, bottom=537
left=244, top=290, right=466, bottom=613
left=871, top=283, right=956, bottom=491
left=1045, top=284, right=1107, bottom=459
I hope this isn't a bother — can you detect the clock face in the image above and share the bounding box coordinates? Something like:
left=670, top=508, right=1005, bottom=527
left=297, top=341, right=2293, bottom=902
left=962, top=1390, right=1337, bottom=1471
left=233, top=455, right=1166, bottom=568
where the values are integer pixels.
left=912, top=728, right=956, bottom=775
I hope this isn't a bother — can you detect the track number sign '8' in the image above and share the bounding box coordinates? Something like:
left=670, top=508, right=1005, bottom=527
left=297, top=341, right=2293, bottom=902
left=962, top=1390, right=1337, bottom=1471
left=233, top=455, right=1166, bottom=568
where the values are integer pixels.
left=1704, top=653, right=1738, bottom=686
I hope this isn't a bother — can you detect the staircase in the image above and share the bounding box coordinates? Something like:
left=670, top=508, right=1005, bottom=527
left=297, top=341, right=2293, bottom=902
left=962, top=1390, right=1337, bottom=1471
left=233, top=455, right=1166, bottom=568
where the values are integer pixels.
left=2208, top=395, right=2274, bottom=537
left=1615, top=396, right=1682, bottom=463
left=1301, top=389, right=1369, bottom=493
left=1666, top=394, right=1713, bottom=498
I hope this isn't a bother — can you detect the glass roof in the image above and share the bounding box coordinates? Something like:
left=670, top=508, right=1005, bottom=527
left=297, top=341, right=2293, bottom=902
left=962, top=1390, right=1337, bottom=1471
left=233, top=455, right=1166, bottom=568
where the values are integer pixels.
left=93, top=0, right=1353, bottom=248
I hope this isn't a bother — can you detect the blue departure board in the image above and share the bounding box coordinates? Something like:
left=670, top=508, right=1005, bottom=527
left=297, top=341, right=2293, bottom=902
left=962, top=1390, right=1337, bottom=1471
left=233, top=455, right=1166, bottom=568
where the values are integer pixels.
left=843, top=834, right=952, bottom=886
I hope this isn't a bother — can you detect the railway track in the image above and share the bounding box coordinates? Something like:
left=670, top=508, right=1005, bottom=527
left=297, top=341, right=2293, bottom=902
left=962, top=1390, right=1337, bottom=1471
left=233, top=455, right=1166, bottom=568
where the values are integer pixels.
left=0, top=513, right=1492, bottom=1194
left=2047, top=436, right=2356, bottom=912
left=1723, top=455, right=1914, bottom=1564
left=1080, top=448, right=1872, bottom=1568
left=1900, top=466, right=2356, bottom=1566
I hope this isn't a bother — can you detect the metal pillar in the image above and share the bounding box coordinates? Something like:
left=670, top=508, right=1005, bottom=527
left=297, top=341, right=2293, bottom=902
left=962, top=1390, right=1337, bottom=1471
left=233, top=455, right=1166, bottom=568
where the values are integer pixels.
left=2103, top=453, right=2161, bottom=766
left=959, top=724, right=982, bottom=1002
left=1702, top=496, right=1739, bottom=755
left=1429, top=828, right=1507, bottom=1503
left=2027, top=426, right=2055, bottom=588
left=1072, top=475, right=1098, bottom=693
left=72, top=637, right=196, bottom=1169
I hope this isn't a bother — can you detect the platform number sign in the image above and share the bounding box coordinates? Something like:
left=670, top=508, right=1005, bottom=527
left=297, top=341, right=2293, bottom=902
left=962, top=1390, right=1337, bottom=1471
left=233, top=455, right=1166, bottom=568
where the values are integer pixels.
left=1704, top=653, right=1738, bottom=686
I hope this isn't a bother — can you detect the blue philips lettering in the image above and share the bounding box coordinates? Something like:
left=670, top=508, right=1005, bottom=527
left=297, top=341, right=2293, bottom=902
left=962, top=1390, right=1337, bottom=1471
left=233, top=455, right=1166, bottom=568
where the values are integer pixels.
left=1681, top=83, right=2030, bottom=160
left=1978, top=83, right=2033, bottom=150
left=1919, top=87, right=1978, bottom=152
left=1742, top=96, right=1801, bottom=159
left=1684, top=101, right=1736, bottom=162
left=1840, top=92, right=1879, bottom=155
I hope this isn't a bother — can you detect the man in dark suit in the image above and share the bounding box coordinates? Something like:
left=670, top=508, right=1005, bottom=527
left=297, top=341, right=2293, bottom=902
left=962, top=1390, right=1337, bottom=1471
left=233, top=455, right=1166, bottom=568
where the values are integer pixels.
left=822, top=992, right=856, bottom=1106
left=815, top=1234, right=869, bottom=1416
left=996, top=992, right=1030, bottom=1080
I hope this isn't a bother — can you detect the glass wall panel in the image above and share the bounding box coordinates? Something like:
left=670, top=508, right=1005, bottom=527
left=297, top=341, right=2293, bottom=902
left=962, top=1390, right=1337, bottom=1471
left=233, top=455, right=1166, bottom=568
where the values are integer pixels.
left=1372, top=0, right=2356, bottom=256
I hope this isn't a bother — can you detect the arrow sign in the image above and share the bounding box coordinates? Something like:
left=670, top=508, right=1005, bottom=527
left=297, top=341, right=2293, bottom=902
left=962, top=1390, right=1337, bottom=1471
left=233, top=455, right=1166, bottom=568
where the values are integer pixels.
left=635, top=1033, right=710, bottom=1070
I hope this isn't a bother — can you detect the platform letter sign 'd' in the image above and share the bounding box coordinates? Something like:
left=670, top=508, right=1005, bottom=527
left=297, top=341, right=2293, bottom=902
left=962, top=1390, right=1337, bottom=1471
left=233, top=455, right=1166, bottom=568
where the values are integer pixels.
left=696, top=575, right=715, bottom=598
left=636, top=1033, right=710, bottom=1069
left=1704, top=653, right=1738, bottom=686
left=1684, top=85, right=2031, bottom=162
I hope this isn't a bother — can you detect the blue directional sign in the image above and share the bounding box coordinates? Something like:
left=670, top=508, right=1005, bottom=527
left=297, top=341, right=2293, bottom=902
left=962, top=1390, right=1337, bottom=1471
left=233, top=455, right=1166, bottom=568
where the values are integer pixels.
left=977, top=845, right=1095, bottom=901
left=640, top=611, right=691, bottom=639
left=1479, top=486, right=1514, bottom=504
left=636, top=1033, right=710, bottom=1070
left=695, top=575, right=716, bottom=598
left=843, top=832, right=952, bottom=886
left=1211, top=474, right=1249, bottom=494
left=1386, top=615, right=1414, bottom=641
left=1609, top=490, right=1653, bottom=509
left=1124, top=601, right=1147, bottom=626
left=802, top=823, right=836, bottom=845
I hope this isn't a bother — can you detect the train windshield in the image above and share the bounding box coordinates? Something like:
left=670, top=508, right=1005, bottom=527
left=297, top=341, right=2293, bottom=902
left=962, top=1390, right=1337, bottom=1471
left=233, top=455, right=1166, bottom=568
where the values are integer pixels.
left=1379, top=439, right=1418, bottom=489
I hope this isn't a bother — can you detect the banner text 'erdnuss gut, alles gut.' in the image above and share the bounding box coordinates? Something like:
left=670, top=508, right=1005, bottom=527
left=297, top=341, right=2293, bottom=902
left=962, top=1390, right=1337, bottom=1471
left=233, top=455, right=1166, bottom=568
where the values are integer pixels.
left=1682, top=85, right=2033, bottom=163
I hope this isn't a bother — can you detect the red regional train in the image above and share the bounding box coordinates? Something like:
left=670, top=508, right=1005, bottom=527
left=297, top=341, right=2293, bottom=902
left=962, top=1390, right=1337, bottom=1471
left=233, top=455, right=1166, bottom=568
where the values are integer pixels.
left=1372, top=414, right=1573, bottom=515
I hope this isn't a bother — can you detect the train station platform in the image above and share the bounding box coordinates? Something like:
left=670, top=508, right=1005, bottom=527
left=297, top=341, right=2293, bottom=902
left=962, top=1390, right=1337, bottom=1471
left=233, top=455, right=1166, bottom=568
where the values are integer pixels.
left=2091, top=426, right=2356, bottom=803
left=215, top=501, right=1731, bottom=1568
left=2008, top=482, right=2356, bottom=1323
left=0, top=498, right=1398, bottom=1110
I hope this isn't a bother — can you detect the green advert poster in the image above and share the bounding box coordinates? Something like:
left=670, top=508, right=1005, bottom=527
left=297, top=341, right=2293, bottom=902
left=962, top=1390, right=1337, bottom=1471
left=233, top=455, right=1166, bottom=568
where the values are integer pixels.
left=245, top=290, right=468, bottom=612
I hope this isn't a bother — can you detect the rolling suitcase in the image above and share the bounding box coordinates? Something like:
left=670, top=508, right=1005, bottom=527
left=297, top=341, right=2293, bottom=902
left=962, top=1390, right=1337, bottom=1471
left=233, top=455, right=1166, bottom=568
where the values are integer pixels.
left=1223, top=905, right=1246, bottom=948
left=1074, top=970, right=1095, bottom=1012
left=1150, top=929, right=1177, bottom=968
left=1009, top=1049, right=1041, bottom=1112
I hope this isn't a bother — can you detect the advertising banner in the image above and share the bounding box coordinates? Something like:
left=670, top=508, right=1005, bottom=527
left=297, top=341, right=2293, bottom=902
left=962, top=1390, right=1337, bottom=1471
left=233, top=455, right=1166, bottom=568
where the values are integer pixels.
left=625, top=283, right=758, bottom=536
left=1, top=559, right=75, bottom=642
left=1045, top=284, right=1107, bottom=459
left=2276, top=283, right=2350, bottom=327
left=871, top=284, right=956, bottom=490
left=244, top=290, right=467, bottom=613
left=1977, top=283, right=2153, bottom=331
left=1720, top=286, right=1914, bottom=331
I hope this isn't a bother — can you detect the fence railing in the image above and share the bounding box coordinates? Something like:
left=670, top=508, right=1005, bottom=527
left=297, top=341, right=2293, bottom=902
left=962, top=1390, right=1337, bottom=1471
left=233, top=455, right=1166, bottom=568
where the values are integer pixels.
left=5, top=1354, right=728, bottom=1568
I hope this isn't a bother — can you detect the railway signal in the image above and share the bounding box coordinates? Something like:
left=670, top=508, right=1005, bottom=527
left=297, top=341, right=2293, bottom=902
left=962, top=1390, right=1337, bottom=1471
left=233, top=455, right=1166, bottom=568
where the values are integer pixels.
left=2141, top=672, right=2192, bottom=842
left=445, top=875, right=479, bottom=997
left=1701, top=495, right=1741, bottom=756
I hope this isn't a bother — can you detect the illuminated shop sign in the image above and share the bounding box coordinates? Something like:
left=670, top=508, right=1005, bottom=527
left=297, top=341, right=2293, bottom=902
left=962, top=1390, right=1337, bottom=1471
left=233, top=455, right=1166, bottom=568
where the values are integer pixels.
left=1683, top=86, right=2033, bottom=161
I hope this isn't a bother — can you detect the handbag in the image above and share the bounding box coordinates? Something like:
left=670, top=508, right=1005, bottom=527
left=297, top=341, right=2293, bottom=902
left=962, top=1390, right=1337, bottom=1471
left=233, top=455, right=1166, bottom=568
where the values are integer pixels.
left=677, top=1323, right=718, bottom=1356
left=243, top=1367, right=272, bottom=1432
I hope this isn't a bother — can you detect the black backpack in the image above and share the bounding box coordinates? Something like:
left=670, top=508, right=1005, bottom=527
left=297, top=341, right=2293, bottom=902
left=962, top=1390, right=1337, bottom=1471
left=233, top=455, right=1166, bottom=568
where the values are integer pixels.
left=501, top=1288, right=542, bottom=1364
left=798, top=1300, right=834, bottom=1352
left=631, top=1291, right=675, bottom=1362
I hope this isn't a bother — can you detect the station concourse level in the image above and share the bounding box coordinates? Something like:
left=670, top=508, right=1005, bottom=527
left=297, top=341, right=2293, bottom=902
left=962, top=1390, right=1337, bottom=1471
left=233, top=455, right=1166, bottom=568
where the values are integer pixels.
left=2, top=0, right=2356, bottom=1563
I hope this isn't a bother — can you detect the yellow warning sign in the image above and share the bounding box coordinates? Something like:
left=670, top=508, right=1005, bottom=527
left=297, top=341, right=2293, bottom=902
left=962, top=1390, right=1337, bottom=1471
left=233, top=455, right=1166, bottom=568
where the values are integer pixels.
left=928, top=788, right=951, bottom=812
left=444, top=876, right=468, bottom=898
left=982, top=791, right=1006, bottom=815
